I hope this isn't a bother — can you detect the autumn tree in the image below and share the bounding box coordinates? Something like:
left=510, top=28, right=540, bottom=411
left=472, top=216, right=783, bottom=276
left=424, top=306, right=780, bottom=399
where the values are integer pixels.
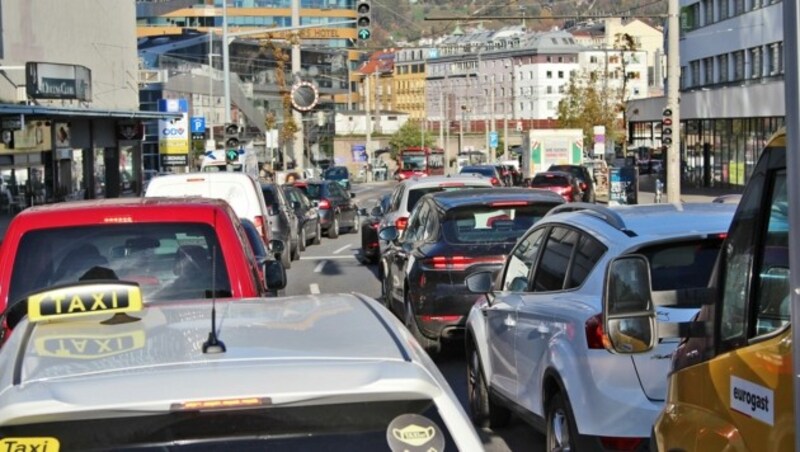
left=389, top=122, right=435, bottom=160
left=556, top=71, right=620, bottom=150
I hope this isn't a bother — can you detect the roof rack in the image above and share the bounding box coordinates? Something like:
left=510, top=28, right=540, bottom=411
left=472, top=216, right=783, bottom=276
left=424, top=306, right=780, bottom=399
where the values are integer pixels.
left=546, top=203, right=637, bottom=237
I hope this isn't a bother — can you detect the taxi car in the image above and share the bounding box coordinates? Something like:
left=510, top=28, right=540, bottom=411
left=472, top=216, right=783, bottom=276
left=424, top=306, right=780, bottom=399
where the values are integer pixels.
left=0, top=281, right=483, bottom=451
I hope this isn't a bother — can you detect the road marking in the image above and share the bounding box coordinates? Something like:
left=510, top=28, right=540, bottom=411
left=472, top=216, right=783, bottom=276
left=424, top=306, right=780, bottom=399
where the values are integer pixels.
left=300, top=255, right=357, bottom=260
left=314, top=260, right=327, bottom=273
left=333, top=244, right=351, bottom=254
left=309, top=283, right=320, bottom=294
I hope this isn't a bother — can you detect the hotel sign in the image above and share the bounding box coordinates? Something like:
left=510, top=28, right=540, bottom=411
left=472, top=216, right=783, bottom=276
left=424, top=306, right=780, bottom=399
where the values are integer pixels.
left=26, top=62, right=92, bottom=102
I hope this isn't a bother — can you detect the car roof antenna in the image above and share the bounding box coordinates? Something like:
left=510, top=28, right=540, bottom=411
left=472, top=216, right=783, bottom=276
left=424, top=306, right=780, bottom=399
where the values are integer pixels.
left=203, top=244, right=226, bottom=354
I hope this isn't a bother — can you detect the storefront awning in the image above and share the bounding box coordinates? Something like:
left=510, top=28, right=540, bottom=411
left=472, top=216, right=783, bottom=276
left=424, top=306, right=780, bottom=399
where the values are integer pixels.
left=0, top=104, right=181, bottom=120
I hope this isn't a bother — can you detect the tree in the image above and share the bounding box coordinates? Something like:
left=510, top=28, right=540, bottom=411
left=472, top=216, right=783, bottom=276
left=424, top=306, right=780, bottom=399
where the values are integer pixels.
left=613, top=33, right=639, bottom=156
left=389, top=121, right=435, bottom=160
left=556, top=71, right=620, bottom=151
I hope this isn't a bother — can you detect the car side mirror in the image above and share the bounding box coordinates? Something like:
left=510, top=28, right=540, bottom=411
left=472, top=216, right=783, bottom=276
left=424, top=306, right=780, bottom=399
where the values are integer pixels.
left=603, top=255, right=656, bottom=354
left=379, top=226, right=399, bottom=242
left=465, top=271, right=495, bottom=304
left=269, top=239, right=285, bottom=254
left=311, top=200, right=320, bottom=207
left=358, top=207, right=369, bottom=217
left=350, top=192, right=356, bottom=199
left=370, top=206, right=382, bottom=217
left=291, top=200, right=301, bottom=209
left=263, top=260, right=287, bottom=291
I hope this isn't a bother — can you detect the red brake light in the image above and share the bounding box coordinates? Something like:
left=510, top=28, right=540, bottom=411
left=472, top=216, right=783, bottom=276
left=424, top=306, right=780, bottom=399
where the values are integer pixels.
left=585, top=313, right=610, bottom=350
left=254, top=215, right=268, bottom=241
left=716, top=233, right=728, bottom=240
left=489, top=201, right=528, bottom=207
left=396, top=216, right=409, bottom=231
left=420, top=315, right=462, bottom=323
left=439, top=183, right=465, bottom=188
left=580, top=182, right=587, bottom=191
left=422, top=255, right=505, bottom=271
left=600, top=437, right=643, bottom=451
left=319, top=199, right=331, bottom=209
left=491, top=177, right=500, bottom=186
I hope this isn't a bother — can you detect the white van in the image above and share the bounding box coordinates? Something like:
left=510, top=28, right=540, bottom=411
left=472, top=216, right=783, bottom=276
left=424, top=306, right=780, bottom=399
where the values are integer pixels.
left=145, top=172, right=271, bottom=244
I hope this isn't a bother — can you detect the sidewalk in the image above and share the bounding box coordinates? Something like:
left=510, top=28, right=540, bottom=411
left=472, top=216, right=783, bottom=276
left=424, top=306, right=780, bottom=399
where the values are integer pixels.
left=636, top=174, right=743, bottom=204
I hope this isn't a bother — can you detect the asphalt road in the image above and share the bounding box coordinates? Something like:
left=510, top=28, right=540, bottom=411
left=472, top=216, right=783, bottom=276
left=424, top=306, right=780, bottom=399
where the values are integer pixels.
left=284, top=182, right=545, bottom=452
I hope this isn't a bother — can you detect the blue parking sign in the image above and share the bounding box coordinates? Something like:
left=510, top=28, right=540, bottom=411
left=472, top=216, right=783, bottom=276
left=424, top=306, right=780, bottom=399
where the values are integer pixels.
left=190, top=117, right=206, bottom=134
left=489, top=131, right=498, bottom=148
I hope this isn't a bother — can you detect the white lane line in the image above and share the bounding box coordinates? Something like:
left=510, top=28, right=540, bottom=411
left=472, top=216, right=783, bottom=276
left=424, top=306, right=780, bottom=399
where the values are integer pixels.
left=309, top=283, right=320, bottom=294
left=300, top=255, right=357, bottom=260
left=333, top=244, right=351, bottom=254
left=314, top=260, right=327, bottom=273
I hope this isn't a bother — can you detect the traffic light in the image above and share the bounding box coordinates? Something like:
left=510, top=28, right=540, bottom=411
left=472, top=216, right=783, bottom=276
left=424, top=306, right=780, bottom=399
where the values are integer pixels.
left=356, top=0, right=371, bottom=42
left=661, top=108, right=674, bottom=146
left=224, top=123, right=240, bottom=163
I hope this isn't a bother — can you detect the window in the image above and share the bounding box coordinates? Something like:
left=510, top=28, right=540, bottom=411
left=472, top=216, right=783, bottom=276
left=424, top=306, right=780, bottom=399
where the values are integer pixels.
left=546, top=70, right=553, bottom=79
left=703, top=0, right=714, bottom=25
left=402, top=201, right=429, bottom=243
left=703, top=57, right=714, bottom=84
left=733, top=50, right=745, bottom=80
left=546, top=86, right=553, bottom=94
left=558, top=71, right=564, bottom=79
left=566, top=235, right=606, bottom=289
left=734, top=0, right=745, bottom=14
left=442, top=203, right=558, bottom=245
left=690, top=60, right=701, bottom=87
left=769, top=42, right=783, bottom=74
left=750, top=46, right=762, bottom=79
left=719, top=0, right=729, bottom=19
left=503, top=228, right=546, bottom=291
left=718, top=53, right=729, bottom=82
left=754, top=170, right=789, bottom=336
left=532, top=227, right=579, bottom=292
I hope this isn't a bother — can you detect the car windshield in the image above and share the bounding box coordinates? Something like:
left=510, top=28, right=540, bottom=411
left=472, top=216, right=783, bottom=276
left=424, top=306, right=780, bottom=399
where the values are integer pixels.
left=0, top=399, right=457, bottom=451
left=402, top=154, right=427, bottom=171
left=531, top=174, right=569, bottom=186
left=297, top=183, right=324, bottom=200
left=9, top=224, right=232, bottom=305
left=324, top=167, right=348, bottom=180
left=638, top=237, right=726, bottom=291
left=443, top=203, right=559, bottom=244
left=261, top=185, right=279, bottom=209
left=461, top=167, right=494, bottom=177
left=407, top=185, right=484, bottom=211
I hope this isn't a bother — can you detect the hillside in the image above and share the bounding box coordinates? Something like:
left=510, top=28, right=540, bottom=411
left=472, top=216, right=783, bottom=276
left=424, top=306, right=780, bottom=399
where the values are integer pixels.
left=369, top=0, right=667, bottom=46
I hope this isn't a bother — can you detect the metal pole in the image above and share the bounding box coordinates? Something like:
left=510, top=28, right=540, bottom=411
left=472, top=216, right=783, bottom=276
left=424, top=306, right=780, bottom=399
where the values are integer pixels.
left=783, top=0, right=800, bottom=447
left=291, top=0, right=304, bottom=172
left=365, top=74, right=372, bottom=181
left=665, top=0, right=681, bottom=203
left=490, top=74, right=496, bottom=162
left=208, top=29, right=215, bottom=140
left=439, top=90, right=444, bottom=148
left=222, top=1, right=231, bottom=124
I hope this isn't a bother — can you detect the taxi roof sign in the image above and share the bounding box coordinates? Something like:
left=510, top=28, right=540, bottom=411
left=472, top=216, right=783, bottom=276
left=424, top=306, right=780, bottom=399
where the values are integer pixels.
left=27, top=282, right=143, bottom=323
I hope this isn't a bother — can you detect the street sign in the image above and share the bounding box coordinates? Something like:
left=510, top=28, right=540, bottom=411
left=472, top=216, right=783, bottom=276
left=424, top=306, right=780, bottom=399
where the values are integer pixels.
left=489, top=131, right=498, bottom=149
left=190, top=117, right=206, bottom=134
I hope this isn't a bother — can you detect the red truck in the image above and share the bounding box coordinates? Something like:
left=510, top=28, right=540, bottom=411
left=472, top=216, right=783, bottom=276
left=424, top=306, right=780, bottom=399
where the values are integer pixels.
left=0, top=197, right=285, bottom=317
left=396, top=147, right=445, bottom=180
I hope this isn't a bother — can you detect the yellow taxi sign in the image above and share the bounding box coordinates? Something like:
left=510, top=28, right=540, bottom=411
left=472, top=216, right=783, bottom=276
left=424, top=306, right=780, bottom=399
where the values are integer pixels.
left=0, top=437, right=60, bottom=451
left=28, top=283, right=143, bottom=323
left=34, top=330, right=146, bottom=359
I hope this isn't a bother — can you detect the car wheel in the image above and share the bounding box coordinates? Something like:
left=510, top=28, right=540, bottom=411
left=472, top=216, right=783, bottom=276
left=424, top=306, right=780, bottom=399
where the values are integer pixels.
left=327, top=216, right=339, bottom=239
left=350, top=214, right=360, bottom=234
left=381, top=268, right=393, bottom=311
left=291, top=238, right=300, bottom=261
left=299, top=228, right=306, bottom=251
left=404, top=293, right=440, bottom=355
left=546, top=392, right=578, bottom=452
left=467, top=341, right=511, bottom=429
left=280, top=248, right=291, bottom=270
left=312, top=222, right=321, bottom=245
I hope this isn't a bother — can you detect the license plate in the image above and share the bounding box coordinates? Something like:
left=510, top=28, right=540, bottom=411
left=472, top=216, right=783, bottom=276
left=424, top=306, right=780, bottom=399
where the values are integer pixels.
left=0, top=437, right=60, bottom=451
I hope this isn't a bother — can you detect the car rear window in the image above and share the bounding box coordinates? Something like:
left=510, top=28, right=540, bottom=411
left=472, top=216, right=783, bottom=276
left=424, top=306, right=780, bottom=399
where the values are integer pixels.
left=407, top=185, right=484, bottom=211
left=9, top=224, right=232, bottom=305
left=297, top=183, right=325, bottom=200
left=531, top=175, right=569, bottom=186
left=261, top=185, right=279, bottom=208
left=442, top=203, right=559, bottom=244
left=549, top=165, right=583, bottom=179
left=638, top=237, right=726, bottom=291
left=0, top=400, right=457, bottom=451
left=324, top=167, right=348, bottom=180
left=461, top=167, right=494, bottom=177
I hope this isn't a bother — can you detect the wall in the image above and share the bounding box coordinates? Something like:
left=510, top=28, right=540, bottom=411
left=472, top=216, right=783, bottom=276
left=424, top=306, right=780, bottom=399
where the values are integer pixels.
left=0, top=0, right=139, bottom=110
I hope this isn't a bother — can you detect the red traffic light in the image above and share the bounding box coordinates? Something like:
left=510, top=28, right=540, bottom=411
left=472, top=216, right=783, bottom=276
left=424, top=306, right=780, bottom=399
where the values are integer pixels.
left=662, top=118, right=673, bottom=126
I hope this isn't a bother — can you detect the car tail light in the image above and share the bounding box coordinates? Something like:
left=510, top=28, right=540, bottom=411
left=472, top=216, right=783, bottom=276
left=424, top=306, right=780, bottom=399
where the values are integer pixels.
left=254, top=215, right=268, bottom=241
left=440, top=182, right=465, bottom=188
left=490, top=201, right=528, bottom=207
left=491, top=177, right=500, bottom=186
left=585, top=313, right=610, bottom=350
left=396, top=216, right=409, bottom=231
left=579, top=182, right=587, bottom=191
left=422, top=255, right=505, bottom=271
left=600, top=437, right=643, bottom=451
left=319, top=199, right=331, bottom=209
left=420, top=315, right=462, bottom=323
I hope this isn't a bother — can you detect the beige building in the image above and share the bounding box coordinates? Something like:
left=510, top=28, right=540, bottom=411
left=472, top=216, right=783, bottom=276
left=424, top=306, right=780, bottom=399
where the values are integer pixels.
left=394, top=48, right=427, bottom=122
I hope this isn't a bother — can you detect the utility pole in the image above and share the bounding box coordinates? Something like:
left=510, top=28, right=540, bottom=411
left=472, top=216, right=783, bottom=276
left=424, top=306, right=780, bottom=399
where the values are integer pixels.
left=666, top=0, right=680, bottom=203
left=365, top=74, right=372, bottom=180
left=208, top=29, right=215, bottom=140
left=439, top=91, right=444, bottom=148
left=291, top=0, right=304, bottom=172
left=222, top=1, right=231, bottom=124
left=490, top=74, right=496, bottom=162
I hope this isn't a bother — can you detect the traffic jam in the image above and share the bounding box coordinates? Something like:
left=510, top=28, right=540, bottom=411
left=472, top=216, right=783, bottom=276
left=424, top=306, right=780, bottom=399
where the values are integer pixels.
left=0, top=137, right=788, bottom=452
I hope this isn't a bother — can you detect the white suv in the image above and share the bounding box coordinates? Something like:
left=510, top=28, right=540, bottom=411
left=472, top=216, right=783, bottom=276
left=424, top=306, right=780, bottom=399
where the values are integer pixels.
left=464, top=203, right=736, bottom=451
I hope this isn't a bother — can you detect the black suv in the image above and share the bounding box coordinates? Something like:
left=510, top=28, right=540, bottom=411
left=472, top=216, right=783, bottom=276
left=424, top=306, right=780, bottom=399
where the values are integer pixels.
left=294, top=180, right=358, bottom=238
left=548, top=164, right=596, bottom=203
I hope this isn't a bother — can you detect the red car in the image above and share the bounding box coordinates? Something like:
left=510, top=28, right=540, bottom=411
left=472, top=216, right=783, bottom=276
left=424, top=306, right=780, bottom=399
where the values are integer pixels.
left=529, top=171, right=584, bottom=202
left=0, top=198, right=285, bottom=318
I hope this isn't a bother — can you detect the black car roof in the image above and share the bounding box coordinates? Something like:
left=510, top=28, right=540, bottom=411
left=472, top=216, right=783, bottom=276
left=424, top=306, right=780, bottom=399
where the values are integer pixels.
left=427, top=187, right=564, bottom=209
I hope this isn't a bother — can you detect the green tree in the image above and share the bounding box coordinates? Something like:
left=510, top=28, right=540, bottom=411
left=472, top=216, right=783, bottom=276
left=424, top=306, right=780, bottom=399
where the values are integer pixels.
left=557, top=71, right=620, bottom=150
left=389, top=121, right=435, bottom=160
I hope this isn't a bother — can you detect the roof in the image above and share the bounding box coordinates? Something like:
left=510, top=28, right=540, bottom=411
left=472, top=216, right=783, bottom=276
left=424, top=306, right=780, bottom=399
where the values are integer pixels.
left=429, top=187, right=565, bottom=209
left=358, top=50, right=395, bottom=75
left=0, top=294, right=442, bottom=425
left=400, top=174, right=493, bottom=188
left=19, top=196, right=232, bottom=216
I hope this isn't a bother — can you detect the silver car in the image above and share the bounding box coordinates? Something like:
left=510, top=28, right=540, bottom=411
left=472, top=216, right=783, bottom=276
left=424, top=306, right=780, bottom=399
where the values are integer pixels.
left=0, top=281, right=482, bottom=451
left=465, top=203, right=736, bottom=450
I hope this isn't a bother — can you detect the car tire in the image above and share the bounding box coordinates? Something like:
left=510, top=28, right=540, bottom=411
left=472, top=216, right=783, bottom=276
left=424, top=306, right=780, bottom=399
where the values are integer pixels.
left=350, top=214, right=360, bottom=234
left=467, top=341, right=511, bottom=429
left=312, top=222, right=321, bottom=245
left=280, top=249, right=291, bottom=270
left=546, top=392, right=579, bottom=452
left=291, top=238, right=300, bottom=261
left=327, top=216, right=339, bottom=239
left=381, top=268, right=393, bottom=311
left=404, top=293, right=440, bottom=355
left=299, top=228, right=306, bottom=252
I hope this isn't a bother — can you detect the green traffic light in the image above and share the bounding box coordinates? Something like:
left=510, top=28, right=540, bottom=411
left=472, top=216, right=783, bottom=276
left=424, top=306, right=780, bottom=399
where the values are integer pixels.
left=358, top=28, right=371, bottom=40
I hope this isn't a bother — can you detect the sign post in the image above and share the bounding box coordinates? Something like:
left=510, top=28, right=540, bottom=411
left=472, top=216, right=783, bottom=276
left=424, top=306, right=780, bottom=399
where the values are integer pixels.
left=158, top=99, right=189, bottom=167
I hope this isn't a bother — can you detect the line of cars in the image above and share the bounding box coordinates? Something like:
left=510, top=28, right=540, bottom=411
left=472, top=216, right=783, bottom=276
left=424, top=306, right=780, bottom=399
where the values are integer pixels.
left=366, top=171, right=739, bottom=450
left=0, top=171, right=484, bottom=450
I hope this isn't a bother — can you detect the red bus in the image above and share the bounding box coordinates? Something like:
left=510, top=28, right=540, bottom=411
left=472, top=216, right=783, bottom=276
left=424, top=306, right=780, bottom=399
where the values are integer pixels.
left=396, top=147, right=445, bottom=180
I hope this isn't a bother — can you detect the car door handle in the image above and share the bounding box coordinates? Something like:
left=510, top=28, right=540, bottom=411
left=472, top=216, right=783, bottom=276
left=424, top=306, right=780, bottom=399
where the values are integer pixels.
left=504, top=315, right=516, bottom=328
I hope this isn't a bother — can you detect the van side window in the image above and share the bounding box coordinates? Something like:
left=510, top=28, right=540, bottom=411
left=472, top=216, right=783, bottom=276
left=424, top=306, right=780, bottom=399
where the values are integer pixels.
left=753, top=170, right=789, bottom=336
left=502, top=227, right=546, bottom=292
left=532, top=227, right=579, bottom=292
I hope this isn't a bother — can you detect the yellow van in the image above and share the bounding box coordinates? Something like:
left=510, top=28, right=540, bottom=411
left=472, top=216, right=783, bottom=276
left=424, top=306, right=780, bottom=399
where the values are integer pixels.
left=601, top=128, right=792, bottom=451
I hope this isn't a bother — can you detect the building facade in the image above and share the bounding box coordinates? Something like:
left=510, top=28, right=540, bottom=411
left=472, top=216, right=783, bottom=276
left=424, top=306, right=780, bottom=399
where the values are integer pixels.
left=394, top=48, right=428, bottom=122
left=628, top=0, right=784, bottom=188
